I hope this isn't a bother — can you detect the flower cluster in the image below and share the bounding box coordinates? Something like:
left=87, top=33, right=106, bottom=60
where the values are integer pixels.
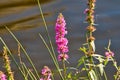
left=105, top=51, right=114, bottom=59
left=55, top=13, right=69, bottom=61
left=40, top=66, right=51, bottom=80
left=0, top=71, right=7, bottom=80
left=84, top=0, right=96, bottom=55
left=58, top=53, right=69, bottom=61
left=85, top=0, right=96, bottom=25
left=84, top=0, right=96, bottom=33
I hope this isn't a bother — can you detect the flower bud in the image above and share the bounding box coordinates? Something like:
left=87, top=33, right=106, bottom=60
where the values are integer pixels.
left=88, top=36, right=95, bottom=42
left=86, top=26, right=96, bottom=32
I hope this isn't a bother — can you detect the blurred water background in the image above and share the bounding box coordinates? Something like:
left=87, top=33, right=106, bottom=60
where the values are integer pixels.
left=0, top=0, right=120, bottom=80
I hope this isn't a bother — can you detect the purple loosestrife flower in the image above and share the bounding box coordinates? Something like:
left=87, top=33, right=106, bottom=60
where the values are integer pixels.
left=55, top=13, right=69, bottom=61
left=58, top=53, right=69, bottom=61
left=40, top=66, right=51, bottom=80
left=0, top=71, right=7, bottom=80
left=105, top=51, right=114, bottom=59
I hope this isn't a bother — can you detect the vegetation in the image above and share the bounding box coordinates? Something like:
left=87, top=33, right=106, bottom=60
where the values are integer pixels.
left=0, top=0, right=119, bottom=80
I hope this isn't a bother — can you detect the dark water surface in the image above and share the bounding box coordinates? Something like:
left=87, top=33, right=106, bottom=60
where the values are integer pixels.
left=0, top=0, right=120, bottom=80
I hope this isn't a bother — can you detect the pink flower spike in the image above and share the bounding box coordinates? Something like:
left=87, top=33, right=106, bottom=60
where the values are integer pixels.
left=55, top=13, right=69, bottom=55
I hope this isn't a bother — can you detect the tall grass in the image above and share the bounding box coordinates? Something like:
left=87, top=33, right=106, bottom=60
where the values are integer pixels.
left=37, top=0, right=64, bottom=79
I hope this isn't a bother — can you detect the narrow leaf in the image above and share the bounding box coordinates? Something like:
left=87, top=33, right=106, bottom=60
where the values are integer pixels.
left=89, top=70, right=97, bottom=80
left=90, top=41, right=95, bottom=52
left=77, top=56, right=86, bottom=68
left=98, top=64, right=104, bottom=76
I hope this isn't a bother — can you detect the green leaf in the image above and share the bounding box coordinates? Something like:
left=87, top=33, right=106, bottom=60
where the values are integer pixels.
left=90, top=41, right=95, bottom=52
left=97, top=63, right=104, bottom=76
left=86, top=63, right=96, bottom=67
left=67, top=72, right=72, bottom=79
left=92, top=54, right=105, bottom=63
left=79, top=47, right=88, bottom=54
left=104, top=59, right=108, bottom=66
left=81, top=68, right=88, bottom=71
left=77, top=56, right=86, bottom=68
left=89, top=70, right=98, bottom=80
left=92, top=54, right=104, bottom=58
left=67, top=67, right=78, bottom=71
left=79, top=77, right=89, bottom=80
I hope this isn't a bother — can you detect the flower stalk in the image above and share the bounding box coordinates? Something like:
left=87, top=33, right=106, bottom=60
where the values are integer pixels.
left=3, top=47, right=14, bottom=80
left=55, top=13, right=69, bottom=79
left=85, top=0, right=96, bottom=56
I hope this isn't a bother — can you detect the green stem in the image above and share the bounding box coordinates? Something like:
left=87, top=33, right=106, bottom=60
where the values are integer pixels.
left=22, top=63, right=37, bottom=80
left=103, top=70, right=108, bottom=80
left=83, top=56, right=92, bottom=80
left=111, top=57, right=119, bottom=70
left=62, top=60, right=66, bottom=79
left=36, top=0, right=59, bottom=67
left=51, top=71, right=55, bottom=80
